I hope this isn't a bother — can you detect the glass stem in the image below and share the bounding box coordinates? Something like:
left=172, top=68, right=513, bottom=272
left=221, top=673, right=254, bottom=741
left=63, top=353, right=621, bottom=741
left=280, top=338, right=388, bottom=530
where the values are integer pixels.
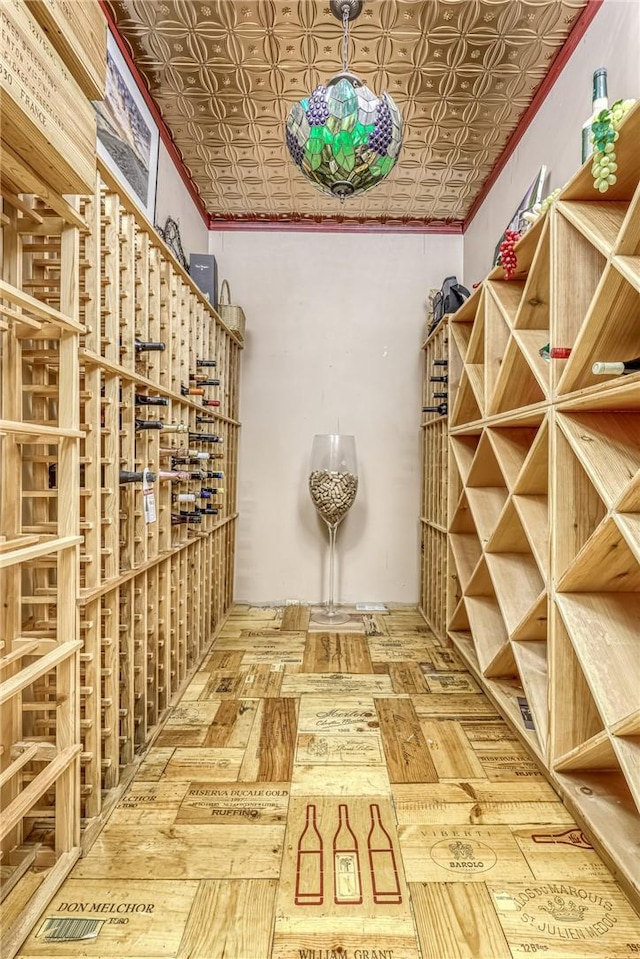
left=327, top=522, right=337, bottom=615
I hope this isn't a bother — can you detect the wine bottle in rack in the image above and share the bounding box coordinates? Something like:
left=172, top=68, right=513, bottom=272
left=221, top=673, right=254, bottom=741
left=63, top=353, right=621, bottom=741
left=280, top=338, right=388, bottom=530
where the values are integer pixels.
left=592, top=359, right=640, bottom=375
left=189, top=432, right=222, bottom=444
left=422, top=403, right=448, bottom=415
left=199, top=507, right=219, bottom=515
left=161, top=447, right=202, bottom=458
left=135, top=418, right=164, bottom=431
left=180, top=384, right=205, bottom=396
left=172, top=452, right=210, bottom=464
left=203, top=471, right=224, bottom=479
left=196, top=415, right=218, bottom=425
left=539, top=344, right=572, bottom=361
left=192, top=378, right=220, bottom=387
left=120, top=470, right=157, bottom=484
left=202, top=399, right=221, bottom=408
left=135, top=395, right=169, bottom=406
left=158, top=470, right=190, bottom=481
left=295, top=803, right=324, bottom=906
left=172, top=492, right=196, bottom=503
left=159, top=423, right=188, bottom=434
left=171, top=512, right=202, bottom=525
left=433, top=391, right=448, bottom=399
left=201, top=487, right=225, bottom=495
left=333, top=804, right=362, bottom=905
left=196, top=359, right=217, bottom=368
left=135, top=339, right=165, bottom=352
left=429, top=374, right=448, bottom=383
left=433, top=359, right=448, bottom=367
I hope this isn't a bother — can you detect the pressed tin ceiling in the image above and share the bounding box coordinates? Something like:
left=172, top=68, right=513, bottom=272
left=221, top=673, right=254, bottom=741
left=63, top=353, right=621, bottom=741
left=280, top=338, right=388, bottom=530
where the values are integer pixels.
left=106, top=0, right=592, bottom=227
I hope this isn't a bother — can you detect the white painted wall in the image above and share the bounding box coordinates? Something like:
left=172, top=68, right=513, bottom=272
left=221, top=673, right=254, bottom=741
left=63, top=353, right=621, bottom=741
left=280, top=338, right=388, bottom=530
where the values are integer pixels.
left=463, top=0, right=640, bottom=286
left=155, top=141, right=210, bottom=259
left=210, top=230, right=463, bottom=605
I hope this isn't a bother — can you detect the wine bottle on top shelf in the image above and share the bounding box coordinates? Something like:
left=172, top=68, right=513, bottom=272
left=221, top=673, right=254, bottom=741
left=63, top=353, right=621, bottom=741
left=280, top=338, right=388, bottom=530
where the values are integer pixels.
left=423, top=403, right=448, bottom=416
left=134, top=394, right=169, bottom=406
left=181, top=384, right=205, bottom=396
left=581, top=67, right=608, bottom=163
left=429, top=374, right=448, bottom=383
left=120, top=470, right=157, bottom=484
left=135, top=339, right=165, bottom=352
left=135, top=418, right=164, bottom=431
left=592, top=358, right=640, bottom=375
left=196, top=359, right=217, bottom=368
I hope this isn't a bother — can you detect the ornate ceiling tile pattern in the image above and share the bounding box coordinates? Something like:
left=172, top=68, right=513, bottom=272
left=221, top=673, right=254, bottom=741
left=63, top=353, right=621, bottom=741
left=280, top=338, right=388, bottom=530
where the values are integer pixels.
left=109, top=0, right=589, bottom=223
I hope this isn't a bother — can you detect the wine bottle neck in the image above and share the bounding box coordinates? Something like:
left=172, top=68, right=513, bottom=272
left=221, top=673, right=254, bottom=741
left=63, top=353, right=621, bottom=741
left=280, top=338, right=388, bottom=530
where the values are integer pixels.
left=592, top=68, right=608, bottom=108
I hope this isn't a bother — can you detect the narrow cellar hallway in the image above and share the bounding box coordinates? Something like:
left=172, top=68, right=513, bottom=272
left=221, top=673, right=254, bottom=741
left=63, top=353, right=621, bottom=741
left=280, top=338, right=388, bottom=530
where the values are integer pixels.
left=12, top=606, right=640, bottom=959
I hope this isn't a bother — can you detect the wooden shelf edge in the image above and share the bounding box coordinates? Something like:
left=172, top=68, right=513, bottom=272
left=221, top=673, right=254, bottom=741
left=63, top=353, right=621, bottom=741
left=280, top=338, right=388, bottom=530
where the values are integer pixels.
left=77, top=514, right=240, bottom=604
left=79, top=349, right=242, bottom=427
left=445, top=628, right=640, bottom=912
left=80, top=602, right=233, bottom=852
left=98, top=161, right=244, bottom=347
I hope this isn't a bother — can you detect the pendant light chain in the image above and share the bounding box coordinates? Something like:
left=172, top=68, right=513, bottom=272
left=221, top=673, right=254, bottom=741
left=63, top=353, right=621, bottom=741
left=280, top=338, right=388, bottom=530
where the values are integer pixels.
left=342, top=3, right=350, bottom=72
left=285, top=0, right=403, bottom=198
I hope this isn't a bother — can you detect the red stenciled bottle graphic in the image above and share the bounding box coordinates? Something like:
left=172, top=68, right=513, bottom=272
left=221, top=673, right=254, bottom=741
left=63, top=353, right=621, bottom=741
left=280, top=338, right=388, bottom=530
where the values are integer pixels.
left=367, top=803, right=402, bottom=904
left=531, top=827, right=593, bottom=849
left=295, top=803, right=324, bottom=905
left=333, top=804, right=363, bottom=905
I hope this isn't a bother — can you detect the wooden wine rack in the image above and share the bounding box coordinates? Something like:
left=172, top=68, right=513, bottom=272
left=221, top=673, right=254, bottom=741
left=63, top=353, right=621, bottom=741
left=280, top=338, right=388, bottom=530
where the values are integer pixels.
left=419, top=318, right=449, bottom=641
left=0, top=155, right=242, bottom=952
left=442, top=101, right=640, bottom=907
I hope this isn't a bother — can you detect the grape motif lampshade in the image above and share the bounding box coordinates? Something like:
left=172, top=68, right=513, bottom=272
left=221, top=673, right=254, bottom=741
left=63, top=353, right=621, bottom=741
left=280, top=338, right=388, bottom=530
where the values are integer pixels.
left=285, top=0, right=403, bottom=200
left=286, top=76, right=403, bottom=199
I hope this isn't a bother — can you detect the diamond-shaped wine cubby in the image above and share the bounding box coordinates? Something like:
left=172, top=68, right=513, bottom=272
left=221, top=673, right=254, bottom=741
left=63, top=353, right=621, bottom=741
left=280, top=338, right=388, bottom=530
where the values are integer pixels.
left=439, top=100, right=640, bottom=910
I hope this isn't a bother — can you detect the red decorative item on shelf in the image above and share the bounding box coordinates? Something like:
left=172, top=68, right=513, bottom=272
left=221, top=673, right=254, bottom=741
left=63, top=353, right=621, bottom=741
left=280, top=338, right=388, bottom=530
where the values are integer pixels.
left=499, top=230, right=520, bottom=280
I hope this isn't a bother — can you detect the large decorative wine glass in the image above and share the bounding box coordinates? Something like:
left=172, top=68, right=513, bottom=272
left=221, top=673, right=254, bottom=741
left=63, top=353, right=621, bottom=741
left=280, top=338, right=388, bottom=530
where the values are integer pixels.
left=309, top=434, right=358, bottom=626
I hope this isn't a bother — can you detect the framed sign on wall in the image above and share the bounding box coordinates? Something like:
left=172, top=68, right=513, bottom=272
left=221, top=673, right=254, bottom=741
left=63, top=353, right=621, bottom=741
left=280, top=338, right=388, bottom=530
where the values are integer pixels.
left=94, top=30, right=159, bottom=222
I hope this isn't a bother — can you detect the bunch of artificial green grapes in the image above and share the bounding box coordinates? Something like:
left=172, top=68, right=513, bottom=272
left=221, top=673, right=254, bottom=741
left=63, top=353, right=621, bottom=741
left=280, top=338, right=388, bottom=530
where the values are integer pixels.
left=591, top=99, right=636, bottom=193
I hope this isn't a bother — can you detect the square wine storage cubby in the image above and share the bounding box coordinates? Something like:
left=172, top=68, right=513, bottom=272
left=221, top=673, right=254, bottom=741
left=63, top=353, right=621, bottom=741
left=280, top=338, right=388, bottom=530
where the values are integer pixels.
left=1, top=159, right=242, bottom=953
left=441, top=101, right=640, bottom=909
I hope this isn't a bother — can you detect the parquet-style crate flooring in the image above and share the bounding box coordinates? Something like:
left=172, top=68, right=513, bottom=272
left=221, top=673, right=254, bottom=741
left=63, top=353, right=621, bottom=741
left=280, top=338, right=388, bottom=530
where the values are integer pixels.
left=16, top=606, right=640, bottom=958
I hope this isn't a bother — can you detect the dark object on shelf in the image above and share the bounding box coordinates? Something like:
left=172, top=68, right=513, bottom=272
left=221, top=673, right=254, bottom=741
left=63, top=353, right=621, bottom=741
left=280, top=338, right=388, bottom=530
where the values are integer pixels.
left=190, top=254, right=218, bottom=309
left=422, top=403, right=448, bottom=416
left=135, top=394, right=169, bottom=406
left=430, top=277, right=470, bottom=332
left=135, top=339, right=165, bottom=352
left=157, top=217, right=189, bottom=272
left=120, top=470, right=157, bottom=484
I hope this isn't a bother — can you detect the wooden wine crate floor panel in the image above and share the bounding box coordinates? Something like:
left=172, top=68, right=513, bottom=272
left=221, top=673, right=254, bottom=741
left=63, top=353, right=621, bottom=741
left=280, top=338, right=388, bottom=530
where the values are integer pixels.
left=15, top=605, right=640, bottom=959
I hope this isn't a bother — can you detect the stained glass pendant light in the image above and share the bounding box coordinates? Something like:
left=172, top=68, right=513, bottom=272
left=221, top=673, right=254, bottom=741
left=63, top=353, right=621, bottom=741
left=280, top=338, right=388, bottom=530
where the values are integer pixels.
left=285, top=0, right=403, bottom=200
